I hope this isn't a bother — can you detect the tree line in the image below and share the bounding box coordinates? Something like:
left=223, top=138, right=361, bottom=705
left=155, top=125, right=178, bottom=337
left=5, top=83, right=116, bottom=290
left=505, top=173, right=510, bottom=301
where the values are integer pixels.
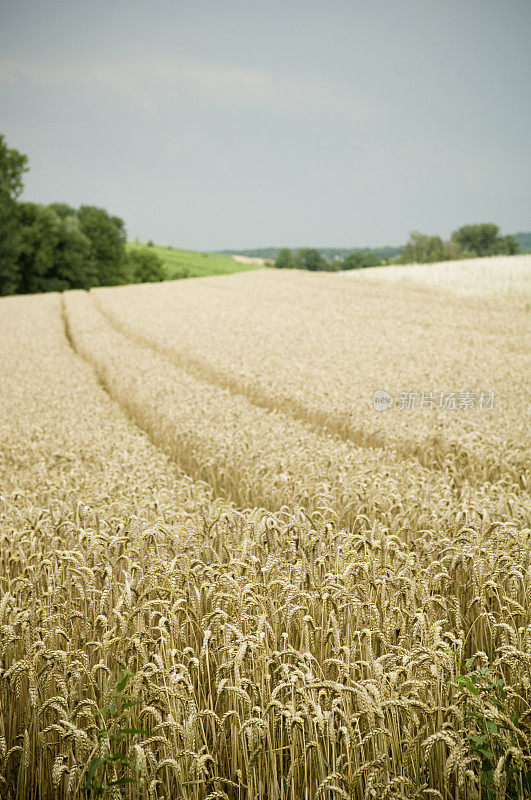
left=400, top=226, right=518, bottom=265
left=2, top=134, right=522, bottom=292
left=0, top=135, right=165, bottom=296
left=274, top=248, right=383, bottom=271
left=275, top=226, right=519, bottom=272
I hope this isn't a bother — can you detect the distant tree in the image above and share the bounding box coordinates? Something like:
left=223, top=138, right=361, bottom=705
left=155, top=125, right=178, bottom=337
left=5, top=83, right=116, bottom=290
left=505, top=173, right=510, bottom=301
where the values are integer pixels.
left=0, top=202, right=21, bottom=294
left=128, top=246, right=165, bottom=283
left=274, top=247, right=295, bottom=269
left=451, top=223, right=519, bottom=257
left=294, top=248, right=327, bottom=271
left=493, top=234, right=518, bottom=255
left=0, top=134, right=29, bottom=295
left=77, top=205, right=129, bottom=286
left=55, top=214, right=97, bottom=289
left=17, top=203, right=116, bottom=292
left=341, top=250, right=382, bottom=270
left=17, top=203, right=62, bottom=293
left=400, top=231, right=449, bottom=264
left=0, top=135, right=28, bottom=199
left=320, top=258, right=341, bottom=272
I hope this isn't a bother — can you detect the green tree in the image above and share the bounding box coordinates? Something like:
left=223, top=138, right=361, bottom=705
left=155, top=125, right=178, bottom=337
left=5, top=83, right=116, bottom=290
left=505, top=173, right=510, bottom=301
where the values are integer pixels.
left=16, top=202, right=103, bottom=292
left=274, top=247, right=295, bottom=269
left=17, top=203, right=62, bottom=293
left=17, top=204, right=109, bottom=293
left=494, top=234, right=518, bottom=256
left=451, top=223, right=519, bottom=257
left=0, top=134, right=29, bottom=295
left=294, top=248, right=328, bottom=271
left=128, top=246, right=165, bottom=283
left=341, top=250, right=382, bottom=270
left=55, top=214, right=97, bottom=289
left=77, top=205, right=130, bottom=286
left=0, top=203, right=21, bottom=294
left=401, top=231, right=448, bottom=264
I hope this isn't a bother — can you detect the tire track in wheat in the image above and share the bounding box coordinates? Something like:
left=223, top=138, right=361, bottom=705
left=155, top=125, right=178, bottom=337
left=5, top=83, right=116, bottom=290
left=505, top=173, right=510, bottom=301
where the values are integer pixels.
left=90, top=288, right=528, bottom=490
left=62, top=291, right=530, bottom=536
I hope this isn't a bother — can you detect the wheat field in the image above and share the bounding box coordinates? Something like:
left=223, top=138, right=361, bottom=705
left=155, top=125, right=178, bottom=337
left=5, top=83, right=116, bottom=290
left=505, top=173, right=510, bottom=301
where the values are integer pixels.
left=342, top=254, right=531, bottom=297
left=0, top=260, right=530, bottom=799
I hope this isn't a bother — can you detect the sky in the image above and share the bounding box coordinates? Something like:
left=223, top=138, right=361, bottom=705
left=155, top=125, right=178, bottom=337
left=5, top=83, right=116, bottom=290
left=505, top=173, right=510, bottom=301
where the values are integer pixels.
left=1, top=0, right=530, bottom=250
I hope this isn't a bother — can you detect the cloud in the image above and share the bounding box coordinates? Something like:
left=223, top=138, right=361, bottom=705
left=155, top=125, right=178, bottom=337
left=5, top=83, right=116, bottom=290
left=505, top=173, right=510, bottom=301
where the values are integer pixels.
left=0, top=54, right=374, bottom=123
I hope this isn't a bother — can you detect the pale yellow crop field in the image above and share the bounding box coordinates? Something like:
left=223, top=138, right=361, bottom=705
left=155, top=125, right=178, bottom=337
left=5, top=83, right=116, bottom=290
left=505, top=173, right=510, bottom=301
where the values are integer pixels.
left=0, top=261, right=530, bottom=799
left=342, top=254, right=531, bottom=297
left=94, top=266, right=530, bottom=486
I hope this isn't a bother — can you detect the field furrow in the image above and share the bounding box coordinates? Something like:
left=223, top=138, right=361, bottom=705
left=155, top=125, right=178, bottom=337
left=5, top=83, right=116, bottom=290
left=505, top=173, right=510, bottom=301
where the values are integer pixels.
left=92, top=269, right=530, bottom=488
left=63, top=291, right=530, bottom=536
left=1, top=278, right=529, bottom=800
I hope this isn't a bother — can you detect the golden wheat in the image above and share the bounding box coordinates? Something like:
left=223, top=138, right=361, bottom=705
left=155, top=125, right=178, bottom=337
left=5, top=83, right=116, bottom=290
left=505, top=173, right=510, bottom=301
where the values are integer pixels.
left=0, top=270, right=529, bottom=799
left=92, top=267, right=530, bottom=486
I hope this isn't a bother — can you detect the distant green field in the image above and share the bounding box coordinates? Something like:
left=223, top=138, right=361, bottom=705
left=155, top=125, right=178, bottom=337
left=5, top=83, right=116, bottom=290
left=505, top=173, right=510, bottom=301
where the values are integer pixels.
left=128, top=243, right=262, bottom=280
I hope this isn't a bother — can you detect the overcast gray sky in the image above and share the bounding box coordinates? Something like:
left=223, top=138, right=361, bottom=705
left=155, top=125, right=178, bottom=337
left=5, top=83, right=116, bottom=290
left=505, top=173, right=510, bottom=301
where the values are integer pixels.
left=1, top=0, right=530, bottom=250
